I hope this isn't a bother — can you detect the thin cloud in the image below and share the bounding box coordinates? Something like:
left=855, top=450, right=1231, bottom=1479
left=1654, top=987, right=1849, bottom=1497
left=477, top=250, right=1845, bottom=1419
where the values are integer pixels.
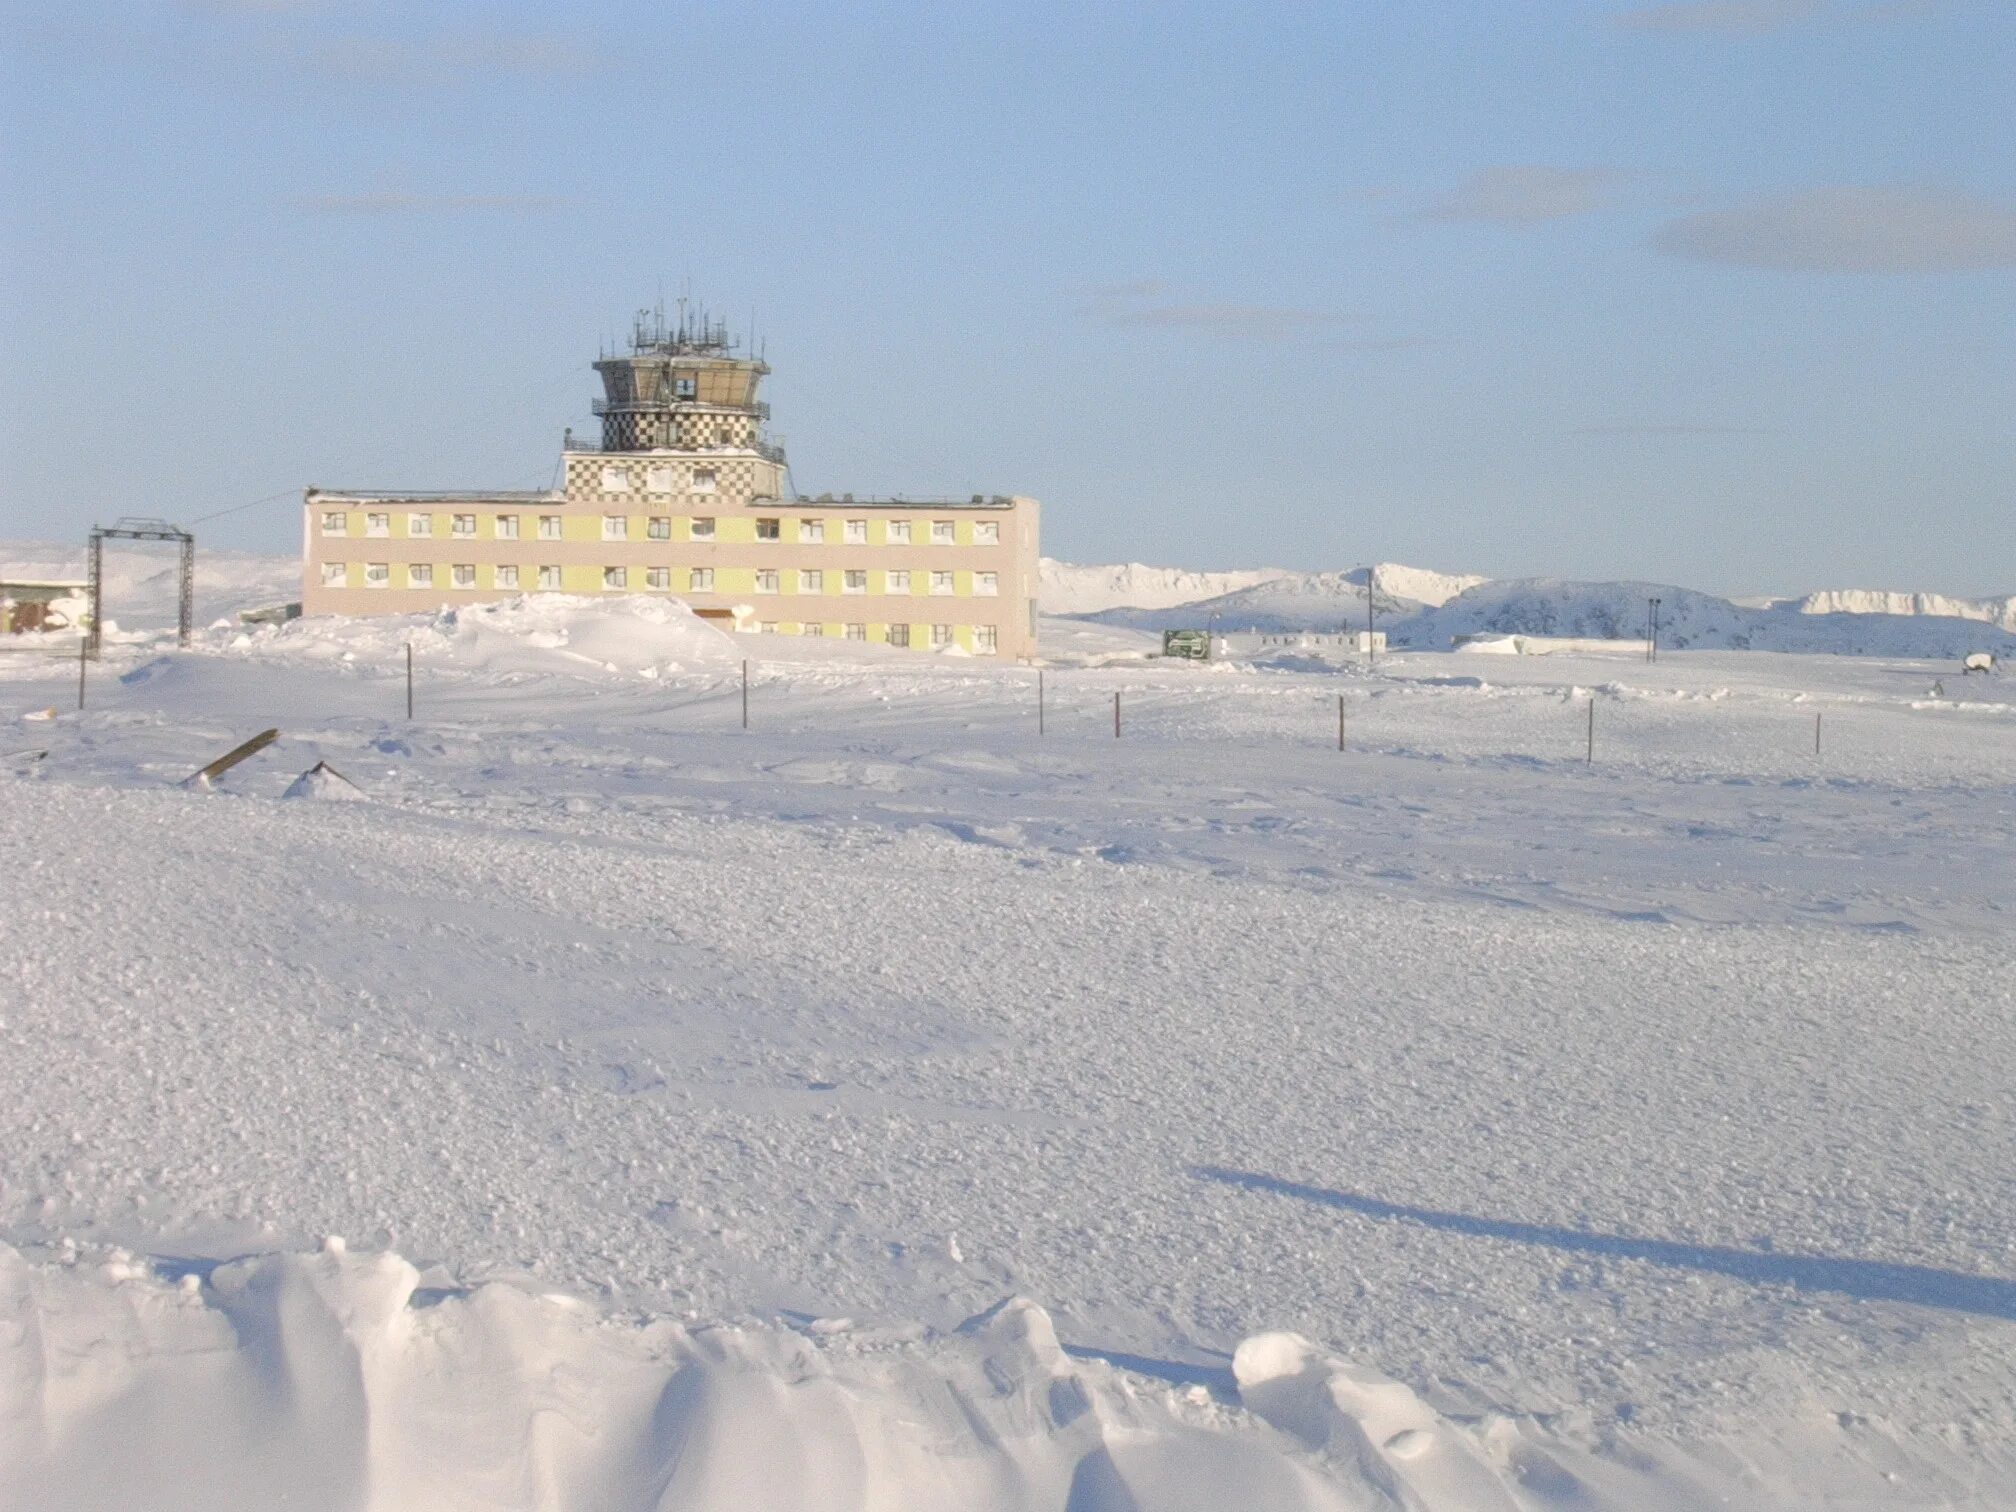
left=307, top=32, right=597, bottom=85
left=1655, top=186, right=2016, bottom=272
left=1611, top=0, right=1955, bottom=30
left=1571, top=422, right=1778, bottom=435
left=295, top=191, right=566, bottom=215
left=1612, top=0, right=1824, bottom=31
left=1416, top=167, right=1626, bottom=225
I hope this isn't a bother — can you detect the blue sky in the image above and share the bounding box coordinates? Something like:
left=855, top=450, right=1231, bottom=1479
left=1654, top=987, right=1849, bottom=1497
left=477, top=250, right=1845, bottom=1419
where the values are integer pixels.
left=2, top=0, right=2011, bottom=593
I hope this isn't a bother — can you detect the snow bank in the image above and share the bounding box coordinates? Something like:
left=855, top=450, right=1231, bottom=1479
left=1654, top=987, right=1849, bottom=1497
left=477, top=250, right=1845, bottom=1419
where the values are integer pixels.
left=223, top=593, right=741, bottom=680
left=0, top=1242, right=1369, bottom=1512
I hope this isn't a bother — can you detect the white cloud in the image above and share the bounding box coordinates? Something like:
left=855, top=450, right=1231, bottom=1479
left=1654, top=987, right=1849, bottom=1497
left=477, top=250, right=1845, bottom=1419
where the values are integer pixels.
left=1612, top=0, right=1824, bottom=32
left=295, top=192, right=564, bottom=215
left=1655, top=186, right=2016, bottom=272
left=1416, top=167, right=1626, bottom=225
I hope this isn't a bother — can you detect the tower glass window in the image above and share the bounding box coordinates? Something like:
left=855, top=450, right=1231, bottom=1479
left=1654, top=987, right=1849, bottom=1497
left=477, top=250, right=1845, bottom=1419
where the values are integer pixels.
left=974, top=625, right=999, bottom=653
left=603, top=515, right=628, bottom=540
left=647, top=517, right=671, bottom=539
left=755, top=568, right=779, bottom=593
left=844, top=519, right=868, bottom=545
left=692, top=468, right=718, bottom=495
left=887, top=520, right=912, bottom=544
left=452, top=514, right=476, bottom=537
left=930, top=623, right=953, bottom=648
left=452, top=564, right=475, bottom=589
left=408, top=563, right=433, bottom=589
left=756, top=518, right=780, bottom=541
left=799, top=569, right=823, bottom=593
left=646, top=567, right=669, bottom=590
left=930, top=570, right=954, bottom=595
left=888, top=624, right=911, bottom=647
left=600, top=465, right=630, bottom=493
left=689, top=567, right=714, bottom=591
left=365, top=513, right=390, bottom=537
left=976, top=572, right=998, bottom=596
left=845, top=623, right=866, bottom=641
left=364, top=563, right=389, bottom=588
left=646, top=464, right=675, bottom=493
left=843, top=570, right=867, bottom=594
left=320, top=562, right=345, bottom=587
left=887, top=569, right=911, bottom=594
left=495, top=564, right=520, bottom=589
left=975, top=521, right=1000, bottom=545
left=798, top=519, right=825, bottom=544
left=603, top=566, right=627, bottom=590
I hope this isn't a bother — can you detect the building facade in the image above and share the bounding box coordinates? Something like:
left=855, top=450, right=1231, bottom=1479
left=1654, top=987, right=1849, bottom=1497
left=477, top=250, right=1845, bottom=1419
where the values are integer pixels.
left=302, top=309, right=1040, bottom=659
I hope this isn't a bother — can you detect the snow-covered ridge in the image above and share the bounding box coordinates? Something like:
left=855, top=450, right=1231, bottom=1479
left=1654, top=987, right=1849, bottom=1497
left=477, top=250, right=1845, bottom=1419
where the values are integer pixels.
left=1792, top=588, right=2016, bottom=634
left=1040, top=558, right=1486, bottom=616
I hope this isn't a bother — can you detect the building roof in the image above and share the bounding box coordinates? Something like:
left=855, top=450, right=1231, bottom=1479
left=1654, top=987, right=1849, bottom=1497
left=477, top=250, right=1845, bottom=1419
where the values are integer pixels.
left=307, top=489, right=560, bottom=504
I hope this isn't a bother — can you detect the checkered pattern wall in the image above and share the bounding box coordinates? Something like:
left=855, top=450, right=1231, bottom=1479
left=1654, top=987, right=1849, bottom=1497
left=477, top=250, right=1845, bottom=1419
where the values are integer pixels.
left=562, top=455, right=772, bottom=504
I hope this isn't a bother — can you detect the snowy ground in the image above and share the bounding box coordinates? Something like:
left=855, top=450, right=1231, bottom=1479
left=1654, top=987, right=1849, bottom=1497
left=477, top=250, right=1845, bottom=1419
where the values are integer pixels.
left=3, top=601, right=2013, bottom=1509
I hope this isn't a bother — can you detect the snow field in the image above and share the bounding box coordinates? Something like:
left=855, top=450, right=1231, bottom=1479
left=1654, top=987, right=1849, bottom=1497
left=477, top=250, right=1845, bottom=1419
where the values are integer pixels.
left=2, top=606, right=2014, bottom=1508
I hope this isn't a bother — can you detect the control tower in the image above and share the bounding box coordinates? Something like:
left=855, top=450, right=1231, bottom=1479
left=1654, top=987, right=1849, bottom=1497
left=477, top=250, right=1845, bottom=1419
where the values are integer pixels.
left=590, top=302, right=778, bottom=455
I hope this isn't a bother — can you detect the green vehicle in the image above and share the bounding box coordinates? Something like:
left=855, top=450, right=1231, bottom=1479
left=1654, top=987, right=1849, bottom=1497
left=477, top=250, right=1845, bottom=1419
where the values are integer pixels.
left=1161, top=628, right=1211, bottom=661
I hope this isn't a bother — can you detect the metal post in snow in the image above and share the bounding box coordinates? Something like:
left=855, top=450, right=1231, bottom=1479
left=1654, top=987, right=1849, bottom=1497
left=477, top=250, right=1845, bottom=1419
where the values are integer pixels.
left=1338, top=693, right=1345, bottom=752
left=1113, top=690, right=1121, bottom=739
left=1587, top=697, right=1595, bottom=764
left=405, top=643, right=413, bottom=720
left=1038, top=670, right=1045, bottom=735
left=1815, top=712, right=1822, bottom=756
left=77, top=635, right=87, bottom=711
left=741, top=660, right=749, bottom=730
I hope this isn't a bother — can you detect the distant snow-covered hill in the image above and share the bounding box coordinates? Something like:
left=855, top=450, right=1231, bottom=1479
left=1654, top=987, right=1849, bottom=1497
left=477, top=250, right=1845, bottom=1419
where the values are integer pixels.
left=1792, top=588, right=2016, bottom=634
left=1038, top=559, right=1290, bottom=614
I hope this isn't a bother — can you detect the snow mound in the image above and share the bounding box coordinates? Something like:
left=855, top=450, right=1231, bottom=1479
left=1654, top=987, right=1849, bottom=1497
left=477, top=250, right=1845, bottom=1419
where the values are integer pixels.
left=281, top=761, right=368, bottom=802
left=229, top=594, right=741, bottom=680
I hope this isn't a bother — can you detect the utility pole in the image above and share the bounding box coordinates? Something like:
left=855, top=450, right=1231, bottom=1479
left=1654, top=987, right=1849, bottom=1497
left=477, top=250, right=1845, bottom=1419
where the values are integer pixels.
left=1365, top=565, right=1378, bottom=667
left=1646, top=597, right=1662, bottom=664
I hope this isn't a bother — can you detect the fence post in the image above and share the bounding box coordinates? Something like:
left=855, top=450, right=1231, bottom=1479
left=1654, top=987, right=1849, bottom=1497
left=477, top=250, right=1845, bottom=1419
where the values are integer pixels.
left=1337, top=693, right=1345, bottom=752
left=77, top=636, right=87, bottom=711
left=741, top=660, right=749, bottom=730
left=1814, top=712, right=1822, bottom=756
left=1113, top=690, right=1121, bottom=739
left=1586, top=697, right=1595, bottom=764
left=1038, top=669, right=1045, bottom=736
left=405, top=643, right=413, bottom=720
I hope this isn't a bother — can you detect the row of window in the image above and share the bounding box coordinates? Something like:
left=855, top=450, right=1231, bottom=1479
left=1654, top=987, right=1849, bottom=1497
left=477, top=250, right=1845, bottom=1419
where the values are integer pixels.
left=596, top=463, right=721, bottom=494
left=320, top=563, right=1000, bottom=595
left=320, top=510, right=1000, bottom=546
left=753, top=622, right=997, bottom=652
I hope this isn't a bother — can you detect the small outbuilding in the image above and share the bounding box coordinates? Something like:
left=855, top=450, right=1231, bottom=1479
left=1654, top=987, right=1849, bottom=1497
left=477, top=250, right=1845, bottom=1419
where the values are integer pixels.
left=0, top=579, right=89, bottom=635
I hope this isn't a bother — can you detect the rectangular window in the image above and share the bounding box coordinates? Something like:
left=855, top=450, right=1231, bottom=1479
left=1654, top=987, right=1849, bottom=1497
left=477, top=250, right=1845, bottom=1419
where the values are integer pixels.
left=691, top=468, right=718, bottom=495
left=887, top=569, right=911, bottom=594
left=975, top=521, right=1000, bottom=546
left=975, top=571, right=998, bottom=596
left=407, top=512, right=432, bottom=537
left=647, top=516, right=671, bottom=539
left=888, top=623, right=911, bottom=648
left=689, top=567, right=714, bottom=591
left=495, top=564, right=520, bottom=589
left=755, top=517, right=780, bottom=541
left=802, top=621, right=824, bottom=637
left=600, top=464, right=630, bottom=493
left=451, top=514, right=476, bottom=537
left=887, top=520, right=912, bottom=545
left=364, top=562, right=389, bottom=588
left=691, top=516, right=716, bottom=540
left=843, top=569, right=867, bottom=595
left=539, top=515, right=563, bottom=540
left=408, top=563, right=434, bottom=589
left=538, top=565, right=562, bottom=590
left=974, top=625, right=999, bottom=653
left=844, top=519, right=868, bottom=545
left=645, top=463, right=675, bottom=493
left=603, top=566, right=627, bottom=590
left=602, top=515, right=628, bottom=540
left=646, top=567, right=669, bottom=590
left=759, top=621, right=778, bottom=634
left=845, top=622, right=867, bottom=641
left=674, top=376, right=697, bottom=399
left=799, top=569, right=823, bottom=593
left=930, top=623, right=953, bottom=648
left=930, top=570, right=955, bottom=595
left=452, top=564, right=475, bottom=589
left=931, top=520, right=955, bottom=546
left=495, top=514, right=519, bottom=540
left=320, top=510, right=347, bottom=536
left=365, top=512, right=390, bottom=538
left=320, top=562, right=345, bottom=587
left=755, top=568, right=779, bottom=593
left=798, top=519, right=825, bottom=544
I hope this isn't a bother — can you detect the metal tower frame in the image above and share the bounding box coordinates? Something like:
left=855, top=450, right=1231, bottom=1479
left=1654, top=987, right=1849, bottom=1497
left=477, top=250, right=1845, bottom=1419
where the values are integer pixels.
left=87, top=518, right=194, bottom=659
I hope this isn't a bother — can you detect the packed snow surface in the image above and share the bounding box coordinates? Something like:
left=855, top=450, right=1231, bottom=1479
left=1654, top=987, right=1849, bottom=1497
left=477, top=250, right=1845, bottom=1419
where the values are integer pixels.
left=4, top=563, right=2015, bottom=1508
